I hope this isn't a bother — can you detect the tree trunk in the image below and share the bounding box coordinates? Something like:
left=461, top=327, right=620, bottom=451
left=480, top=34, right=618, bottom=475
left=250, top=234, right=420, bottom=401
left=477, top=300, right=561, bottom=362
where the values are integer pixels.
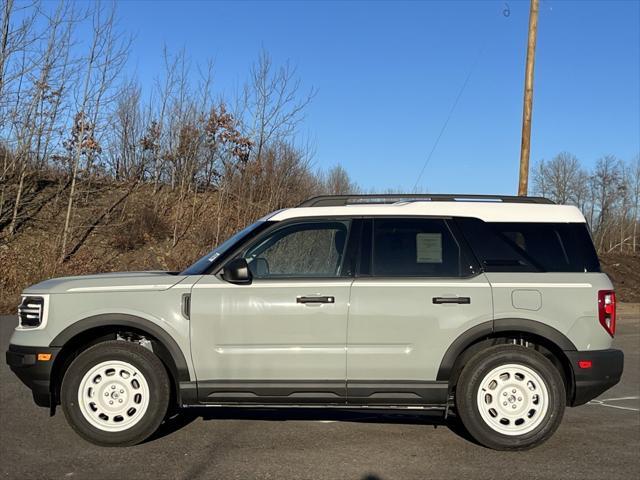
left=7, top=164, right=25, bottom=235
left=60, top=157, right=79, bottom=260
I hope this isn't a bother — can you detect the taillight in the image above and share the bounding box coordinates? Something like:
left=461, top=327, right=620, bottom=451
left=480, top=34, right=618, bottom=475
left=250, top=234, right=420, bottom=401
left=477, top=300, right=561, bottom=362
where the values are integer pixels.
left=598, top=290, right=616, bottom=337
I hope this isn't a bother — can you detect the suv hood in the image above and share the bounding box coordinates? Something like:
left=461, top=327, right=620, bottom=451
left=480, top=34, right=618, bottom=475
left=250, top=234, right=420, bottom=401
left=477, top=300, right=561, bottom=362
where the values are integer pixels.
left=23, top=271, right=187, bottom=295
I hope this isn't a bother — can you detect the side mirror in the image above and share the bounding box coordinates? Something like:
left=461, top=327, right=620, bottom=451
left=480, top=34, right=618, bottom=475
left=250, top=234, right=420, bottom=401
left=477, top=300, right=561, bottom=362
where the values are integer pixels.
left=222, top=258, right=252, bottom=284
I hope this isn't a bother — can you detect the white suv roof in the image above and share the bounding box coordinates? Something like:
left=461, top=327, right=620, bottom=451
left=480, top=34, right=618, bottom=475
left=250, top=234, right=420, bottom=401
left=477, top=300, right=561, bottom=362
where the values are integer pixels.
left=268, top=195, right=586, bottom=223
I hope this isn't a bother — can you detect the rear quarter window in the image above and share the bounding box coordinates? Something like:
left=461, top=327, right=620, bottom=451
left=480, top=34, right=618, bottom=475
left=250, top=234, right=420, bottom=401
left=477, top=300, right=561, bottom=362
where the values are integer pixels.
left=456, top=218, right=600, bottom=273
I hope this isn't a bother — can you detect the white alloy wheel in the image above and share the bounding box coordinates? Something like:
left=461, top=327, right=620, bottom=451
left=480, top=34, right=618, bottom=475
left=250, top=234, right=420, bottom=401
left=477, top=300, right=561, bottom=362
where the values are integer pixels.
left=476, top=363, right=549, bottom=436
left=77, top=360, right=150, bottom=432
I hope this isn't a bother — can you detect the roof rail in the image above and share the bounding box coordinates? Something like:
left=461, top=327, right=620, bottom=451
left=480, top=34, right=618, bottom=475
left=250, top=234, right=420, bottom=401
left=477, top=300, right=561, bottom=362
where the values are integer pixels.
left=298, top=194, right=554, bottom=207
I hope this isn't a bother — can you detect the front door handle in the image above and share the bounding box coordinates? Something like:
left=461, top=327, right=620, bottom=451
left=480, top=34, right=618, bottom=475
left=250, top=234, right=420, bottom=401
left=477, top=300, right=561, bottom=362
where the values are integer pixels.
left=432, top=296, right=471, bottom=305
left=297, top=296, right=335, bottom=304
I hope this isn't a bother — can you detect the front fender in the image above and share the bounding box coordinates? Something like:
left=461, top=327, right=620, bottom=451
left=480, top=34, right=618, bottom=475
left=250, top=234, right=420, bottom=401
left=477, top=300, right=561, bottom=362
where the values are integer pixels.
left=50, top=313, right=192, bottom=382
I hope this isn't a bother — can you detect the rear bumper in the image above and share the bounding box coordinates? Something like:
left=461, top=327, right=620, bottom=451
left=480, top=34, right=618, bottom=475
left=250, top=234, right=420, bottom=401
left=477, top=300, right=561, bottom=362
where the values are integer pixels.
left=566, top=349, right=624, bottom=406
left=6, top=344, right=60, bottom=408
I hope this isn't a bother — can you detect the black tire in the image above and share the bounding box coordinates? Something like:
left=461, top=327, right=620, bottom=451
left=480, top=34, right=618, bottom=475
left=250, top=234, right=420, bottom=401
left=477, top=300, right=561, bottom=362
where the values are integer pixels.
left=61, top=340, right=170, bottom=447
left=455, top=344, right=565, bottom=451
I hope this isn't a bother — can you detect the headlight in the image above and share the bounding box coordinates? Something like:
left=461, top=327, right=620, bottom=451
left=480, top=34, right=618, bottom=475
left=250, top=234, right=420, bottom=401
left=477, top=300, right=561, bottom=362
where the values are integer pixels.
left=17, top=295, right=48, bottom=329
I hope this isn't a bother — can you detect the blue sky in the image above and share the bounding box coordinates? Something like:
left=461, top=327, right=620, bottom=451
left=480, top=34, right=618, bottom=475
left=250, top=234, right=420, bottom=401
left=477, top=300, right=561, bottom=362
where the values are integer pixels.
left=116, top=0, right=639, bottom=194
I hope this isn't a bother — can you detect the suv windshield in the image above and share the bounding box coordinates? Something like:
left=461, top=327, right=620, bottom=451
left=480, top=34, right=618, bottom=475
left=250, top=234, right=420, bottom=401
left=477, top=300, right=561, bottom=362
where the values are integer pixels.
left=181, top=221, right=269, bottom=275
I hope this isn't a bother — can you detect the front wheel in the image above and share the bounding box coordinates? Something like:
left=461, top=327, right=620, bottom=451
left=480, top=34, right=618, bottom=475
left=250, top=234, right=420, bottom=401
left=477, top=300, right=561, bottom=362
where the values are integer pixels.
left=61, top=340, right=170, bottom=446
left=455, top=345, right=566, bottom=451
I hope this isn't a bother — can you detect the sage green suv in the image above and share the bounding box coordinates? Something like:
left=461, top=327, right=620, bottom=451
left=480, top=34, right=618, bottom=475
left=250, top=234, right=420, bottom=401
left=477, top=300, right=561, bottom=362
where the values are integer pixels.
left=6, top=194, right=624, bottom=450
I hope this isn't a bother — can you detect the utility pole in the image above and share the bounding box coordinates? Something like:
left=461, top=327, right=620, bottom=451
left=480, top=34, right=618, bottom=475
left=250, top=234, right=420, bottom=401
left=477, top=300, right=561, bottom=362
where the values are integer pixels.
left=518, top=0, right=539, bottom=196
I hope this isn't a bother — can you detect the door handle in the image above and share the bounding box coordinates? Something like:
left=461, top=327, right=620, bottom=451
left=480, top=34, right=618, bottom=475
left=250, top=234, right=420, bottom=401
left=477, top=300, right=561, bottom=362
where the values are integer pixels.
left=297, top=296, right=335, bottom=304
left=432, top=296, right=471, bottom=305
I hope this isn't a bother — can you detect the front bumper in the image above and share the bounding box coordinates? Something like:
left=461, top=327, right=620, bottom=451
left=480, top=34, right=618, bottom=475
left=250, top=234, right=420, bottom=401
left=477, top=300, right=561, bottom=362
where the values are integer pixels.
left=566, top=348, right=624, bottom=406
left=6, top=344, right=60, bottom=408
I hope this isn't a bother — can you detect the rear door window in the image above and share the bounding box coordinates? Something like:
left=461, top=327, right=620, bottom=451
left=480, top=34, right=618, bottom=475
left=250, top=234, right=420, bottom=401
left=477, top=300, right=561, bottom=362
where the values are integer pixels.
left=370, top=218, right=476, bottom=277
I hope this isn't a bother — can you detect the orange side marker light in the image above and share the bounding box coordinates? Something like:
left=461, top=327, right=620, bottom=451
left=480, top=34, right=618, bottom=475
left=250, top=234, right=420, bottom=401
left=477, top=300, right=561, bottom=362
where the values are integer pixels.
left=37, top=353, right=52, bottom=361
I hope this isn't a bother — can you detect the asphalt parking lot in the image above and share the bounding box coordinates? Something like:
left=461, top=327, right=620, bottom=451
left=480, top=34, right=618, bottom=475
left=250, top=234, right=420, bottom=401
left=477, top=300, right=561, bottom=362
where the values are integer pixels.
left=1, top=310, right=638, bottom=480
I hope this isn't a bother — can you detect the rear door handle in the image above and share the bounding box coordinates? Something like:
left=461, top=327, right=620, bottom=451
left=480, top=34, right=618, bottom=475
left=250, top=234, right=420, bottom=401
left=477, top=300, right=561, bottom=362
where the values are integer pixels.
left=432, top=296, right=471, bottom=305
left=297, top=296, right=335, bottom=304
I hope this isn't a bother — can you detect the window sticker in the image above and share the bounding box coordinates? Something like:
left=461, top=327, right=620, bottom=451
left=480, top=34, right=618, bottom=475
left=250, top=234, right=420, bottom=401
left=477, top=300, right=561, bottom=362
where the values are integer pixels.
left=416, top=233, right=442, bottom=263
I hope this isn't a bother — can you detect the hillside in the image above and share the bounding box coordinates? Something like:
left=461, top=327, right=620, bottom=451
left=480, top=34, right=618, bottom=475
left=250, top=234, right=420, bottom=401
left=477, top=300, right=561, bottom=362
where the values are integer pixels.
left=599, top=252, right=640, bottom=304
left=1, top=177, right=638, bottom=313
left=0, top=173, right=309, bottom=313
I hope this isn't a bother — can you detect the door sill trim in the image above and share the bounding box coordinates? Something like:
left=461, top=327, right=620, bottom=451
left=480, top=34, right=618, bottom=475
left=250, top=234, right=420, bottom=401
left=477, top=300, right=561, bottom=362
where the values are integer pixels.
left=182, top=380, right=448, bottom=406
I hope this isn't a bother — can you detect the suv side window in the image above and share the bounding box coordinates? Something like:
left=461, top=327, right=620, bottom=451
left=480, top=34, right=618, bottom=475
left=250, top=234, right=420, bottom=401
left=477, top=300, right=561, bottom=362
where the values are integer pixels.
left=454, top=217, right=538, bottom=272
left=455, top=217, right=601, bottom=273
left=491, top=222, right=601, bottom=272
left=243, top=220, right=351, bottom=278
left=370, top=218, right=474, bottom=277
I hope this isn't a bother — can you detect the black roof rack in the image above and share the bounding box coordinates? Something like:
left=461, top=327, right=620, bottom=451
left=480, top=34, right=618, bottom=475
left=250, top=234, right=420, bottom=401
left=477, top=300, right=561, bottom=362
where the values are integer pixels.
left=298, top=194, right=554, bottom=207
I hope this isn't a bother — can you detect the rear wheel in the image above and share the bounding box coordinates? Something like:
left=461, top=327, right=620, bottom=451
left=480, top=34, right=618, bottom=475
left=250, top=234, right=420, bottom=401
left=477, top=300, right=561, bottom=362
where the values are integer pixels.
left=61, top=340, right=170, bottom=446
left=455, top=344, right=565, bottom=450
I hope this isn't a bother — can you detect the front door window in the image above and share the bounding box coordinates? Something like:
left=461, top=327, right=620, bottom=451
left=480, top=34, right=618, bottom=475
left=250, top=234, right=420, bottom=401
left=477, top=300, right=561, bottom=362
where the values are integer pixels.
left=243, top=221, right=350, bottom=278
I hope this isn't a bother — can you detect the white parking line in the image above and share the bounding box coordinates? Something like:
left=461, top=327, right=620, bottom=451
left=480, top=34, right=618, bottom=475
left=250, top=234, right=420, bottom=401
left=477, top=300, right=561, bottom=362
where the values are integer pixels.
left=588, top=396, right=640, bottom=412
left=598, top=396, right=640, bottom=402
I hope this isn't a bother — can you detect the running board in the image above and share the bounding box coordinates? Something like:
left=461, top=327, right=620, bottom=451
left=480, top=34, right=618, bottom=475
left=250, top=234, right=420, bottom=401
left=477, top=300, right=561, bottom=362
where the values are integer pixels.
left=181, top=403, right=446, bottom=411
left=179, top=380, right=449, bottom=408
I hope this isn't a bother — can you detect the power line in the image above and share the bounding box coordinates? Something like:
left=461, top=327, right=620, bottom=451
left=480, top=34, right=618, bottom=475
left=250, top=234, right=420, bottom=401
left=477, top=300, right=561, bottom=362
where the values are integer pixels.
left=413, top=45, right=484, bottom=191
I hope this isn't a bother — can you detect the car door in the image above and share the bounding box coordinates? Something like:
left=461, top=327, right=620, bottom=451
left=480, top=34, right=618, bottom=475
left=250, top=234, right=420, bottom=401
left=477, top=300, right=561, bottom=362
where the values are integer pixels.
left=190, top=219, right=355, bottom=404
left=346, top=217, right=493, bottom=405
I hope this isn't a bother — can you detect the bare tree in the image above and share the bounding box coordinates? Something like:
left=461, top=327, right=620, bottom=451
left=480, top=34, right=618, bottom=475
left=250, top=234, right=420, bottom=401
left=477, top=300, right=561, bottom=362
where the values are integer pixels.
left=244, top=50, right=316, bottom=161
left=532, top=152, right=583, bottom=204
left=5, top=0, right=76, bottom=236
left=591, top=155, right=623, bottom=250
left=109, top=80, right=144, bottom=180
left=60, top=2, right=129, bottom=261
left=532, top=159, right=548, bottom=199
left=0, top=1, right=349, bottom=265
left=325, top=165, right=359, bottom=194
left=630, top=155, right=640, bottom=253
